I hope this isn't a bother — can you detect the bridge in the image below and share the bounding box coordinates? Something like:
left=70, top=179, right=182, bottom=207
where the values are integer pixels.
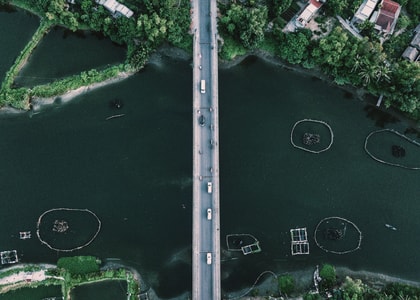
left=191, top=0, right=221, bottom=299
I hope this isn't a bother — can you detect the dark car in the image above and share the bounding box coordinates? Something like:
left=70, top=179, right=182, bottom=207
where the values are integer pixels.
left=199, top=115, right=206, bottom=126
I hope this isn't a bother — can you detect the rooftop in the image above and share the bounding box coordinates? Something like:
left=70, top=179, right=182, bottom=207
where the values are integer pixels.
left=374, top=0, right=401, bottom=34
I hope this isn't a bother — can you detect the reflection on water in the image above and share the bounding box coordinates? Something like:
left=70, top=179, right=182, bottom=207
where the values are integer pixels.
left=364, top=105, right=400, bottom=128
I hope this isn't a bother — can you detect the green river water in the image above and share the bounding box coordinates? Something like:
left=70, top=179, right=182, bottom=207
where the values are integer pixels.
left=0, top=7, right=419, bottom=299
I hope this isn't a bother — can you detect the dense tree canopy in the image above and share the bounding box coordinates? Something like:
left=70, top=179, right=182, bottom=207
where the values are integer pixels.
left=275, top=30, right=312, bottom=64
left=220, top=2, right=268, bottom=49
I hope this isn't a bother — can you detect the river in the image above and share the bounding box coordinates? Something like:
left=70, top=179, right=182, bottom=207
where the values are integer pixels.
left=0, top=8, right=419, bottom=299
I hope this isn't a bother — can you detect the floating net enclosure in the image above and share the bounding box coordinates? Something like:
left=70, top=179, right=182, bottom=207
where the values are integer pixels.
left=364, top=129, right=420, bottom=170
left=290, top=119, right=334, bottom=153
left=36, top=208, right=101, bottom=252
left=226, top=234, right=261, bottom=255
left=314, top=217, right=362, bottom=254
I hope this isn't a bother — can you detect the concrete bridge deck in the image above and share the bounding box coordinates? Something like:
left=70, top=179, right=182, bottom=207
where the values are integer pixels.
left=191, top=0, right=221, bottom=299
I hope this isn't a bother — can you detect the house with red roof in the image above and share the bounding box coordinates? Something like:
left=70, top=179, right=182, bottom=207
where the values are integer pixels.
left=371, top=0, right=401, bottom=35
left=294, top=0, right=326, bottom=29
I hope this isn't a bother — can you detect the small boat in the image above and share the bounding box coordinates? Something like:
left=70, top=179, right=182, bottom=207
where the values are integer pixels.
left=385, top=224, right=397, bottom=230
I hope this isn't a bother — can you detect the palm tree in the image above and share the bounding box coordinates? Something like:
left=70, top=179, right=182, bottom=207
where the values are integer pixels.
left=351, top=54, right=367, bottom=73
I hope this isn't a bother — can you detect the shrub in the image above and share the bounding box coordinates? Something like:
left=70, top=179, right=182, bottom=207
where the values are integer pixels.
left=57, top=256, right=101, bottom=274
left=319, top=264, right=336, bottom=289
left=279, top=274, right=295, bottom=295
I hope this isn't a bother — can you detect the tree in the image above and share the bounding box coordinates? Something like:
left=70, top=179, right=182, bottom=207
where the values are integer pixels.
left=220, top=3, right=268, bottom=49
left=127, top=43, right=152, bottom=70
left=311, top=27, right=351, bottom=75
left=325, top=0, right=349, bottom=16
left=319, top=264, right=336, bottom=289
left=407, top=0, right=420, bottom=23
left=304, top=293, right=323, bottom=300
left=342, top=276, right=366, bottom=299
left=384, top=61, right=420, bottom=114
left=278, top=274, right=295, bottom=296
left=273, top=0, right=293, bottom=15
left=276, top=30, right=311, bottom=64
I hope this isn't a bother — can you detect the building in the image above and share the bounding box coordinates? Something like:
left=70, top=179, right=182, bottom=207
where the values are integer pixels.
left=295, top=0, right=325, bottom=29
left=402, top=47, right=419, bottom=61
left=371, top=0, right=401, bottom=35
left=351, top=0, right=380, bottom=25
left=95, top=0, right=134, bottom=18
left=402, top=24, right=420, bottom=62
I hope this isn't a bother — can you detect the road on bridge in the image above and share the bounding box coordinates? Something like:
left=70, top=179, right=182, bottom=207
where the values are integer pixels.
left=191, top=0, right=221, bottom=299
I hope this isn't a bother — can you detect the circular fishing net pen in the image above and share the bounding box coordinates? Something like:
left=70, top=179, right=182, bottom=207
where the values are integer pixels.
left=36, top=208, right=101, bottom=252
left=364, top=129, right=420, bottom=170
left=290, top=119, right=334, bottom=153
left=314, top=217, right=362, bottom=254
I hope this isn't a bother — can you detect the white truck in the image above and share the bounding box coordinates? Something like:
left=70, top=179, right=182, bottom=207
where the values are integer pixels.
left=207, top=182, right=212, bottom=193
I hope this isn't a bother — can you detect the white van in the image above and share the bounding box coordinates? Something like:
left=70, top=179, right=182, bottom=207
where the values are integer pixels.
left=207, top=208, right=212, bottom=220
left=200, top=80, right=206, bottom=94
left=207, top=182, right=212, bottom=194
left=206, top=252, right=212, bottom=265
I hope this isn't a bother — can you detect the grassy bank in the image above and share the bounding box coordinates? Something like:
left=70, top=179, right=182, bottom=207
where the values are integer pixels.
left=0, top=20, right=52, bottom=109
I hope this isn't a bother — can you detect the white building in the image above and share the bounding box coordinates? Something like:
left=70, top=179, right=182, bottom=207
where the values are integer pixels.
left=352, top=0, right=380, bottom=25
left=96, top=0, right=134, bottom=18
left=295, top=0, right=325, bottom=29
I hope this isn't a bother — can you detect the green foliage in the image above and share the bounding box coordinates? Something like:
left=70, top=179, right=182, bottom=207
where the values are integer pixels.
left=220, top=2, right=268, bottom=49
left=126, top=272, right=140, bottom=299
left=278, top=274, right=295, bottom=295
left=127, top=43, right=152, bottom=70
left=0, top=88, right=31, bottom=109
left=382, top=282, right=420, bottom=298
left=342, top=276, right=366, bottom=299
left=397, top=15, right=412, bottom=31
left=406, top=0, right=420, bottom=23
left=220, top=35, right=247, bottom=60
left=1, top=21, right=51, bottom=91
left=319, top=264, right=336, bottom=289
left=325, top=0, right=348, bottom=16
left=273, top=0, right=293, bottom=15
left=383, top=30, right=414, bottom=58
left=31, top=64, right=125, bottom=97
left=57, top=256, right=101, bottom=275
left=303, top=293, right=323, bottom=300
left=259, top=35, right=278, bottom=54
left=358, top=20, right=379, bottom=41
left=276, top=30, right=311, bottom=64
left=384, top=60, right=420, bottom=114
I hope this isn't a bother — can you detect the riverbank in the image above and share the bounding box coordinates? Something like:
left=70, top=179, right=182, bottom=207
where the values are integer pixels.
left=0, top=264, right=62, bottom=294
left=222, top=266, right=420, bottom=300
left=29, top=70, right=135, bottom=110
left=219, top=49, right=420, bottom=133
left=0, top=262, right=142, bottom=299
left=2, top=263, right=419, bottom=300
left=3, top=39, right=419, bottom=133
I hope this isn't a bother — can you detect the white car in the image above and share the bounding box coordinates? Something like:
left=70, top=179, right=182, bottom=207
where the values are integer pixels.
left=206, top=252, right=212, bottom=265
left=207, top=208, right=212, bottom=220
